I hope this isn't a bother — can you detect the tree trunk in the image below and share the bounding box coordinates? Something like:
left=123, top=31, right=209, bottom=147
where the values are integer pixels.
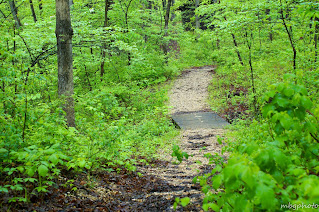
left=55, top=0, right=75, bottom=127
left=9, top=0, right=21, bottom=28
left=170, top=0, right=175, bottom=21
left=279, top=0, right=296, bottom=71
left=164, top=0, right=172, bottom=36
left=101, top=0, right=110, bottom=79
left=29, top=0, right=37, bottom=22
left=38, top=0, right=43, bottom=15
left=195, top=0, right=199, bottom=29
left=163, top=0, right=172, bottom=55
left=162, top=0, right=166, bottom=10
left=265, top=9, right=272, bottom=41
left=224, top=16, right=243, bottom=65
left=315, top=17, right=319, bottom=63
left=231, top=33, right=244, bottom=66
left=119, top=0, right=133, bottom=65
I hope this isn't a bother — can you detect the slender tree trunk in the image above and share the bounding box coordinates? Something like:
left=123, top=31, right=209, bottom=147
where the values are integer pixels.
left=101, top=0, right=110, bottom=79
left=195, top=0, right=200, bottom=29
left=0, top=9, right=6, bottom=17
left=170, top=0, right=175, bottom=21
left=162, top=0, right=166, bottom=10
left=29, top=0, right=37, bottom=22
left=279, top=0, right=296, bottom=71
left=245, top=30, right=257, bottom=116
left=231, top=33, right=244, bottom=66
left=119, top=0, right=133, bottom=65
left=9, top=0, right=21, bottom=28
left=164, top=0, right=171, bottom=36
left=163, top=0, right=172, bottom=55
left=38, top=0, right=43, bottom=15
left=224, top=16, right=243, bottom=65
left=265, top=9, right=272, bottom=41
left=315, top=17, right=319, bottom=63
left=55, top=0, right=75, bottom=127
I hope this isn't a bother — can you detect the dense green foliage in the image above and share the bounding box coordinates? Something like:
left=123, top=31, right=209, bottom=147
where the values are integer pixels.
left=0, top=0, right=209, bottom=205
left=185, top=0, right=319, bottom=211
left=2, top=0, right=318, bottom=210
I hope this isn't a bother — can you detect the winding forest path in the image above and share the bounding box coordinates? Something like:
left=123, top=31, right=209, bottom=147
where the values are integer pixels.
left=39, top=66, right=229, bottom=212
left=135, top=66, right=228, bottom=211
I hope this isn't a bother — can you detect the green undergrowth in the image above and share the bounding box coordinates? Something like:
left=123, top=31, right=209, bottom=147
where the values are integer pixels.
left=196, top=76, right=319, bottom=211
left=0, top=43, right=182, bottom=205
left=0, top=79, right=179, bottom=204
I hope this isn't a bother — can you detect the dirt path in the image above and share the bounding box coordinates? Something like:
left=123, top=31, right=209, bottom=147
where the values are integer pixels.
left=134, top=66, right=227, bottom=211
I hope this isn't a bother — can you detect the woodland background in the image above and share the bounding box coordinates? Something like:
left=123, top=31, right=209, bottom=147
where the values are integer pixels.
left=1, top=0, right=319, bottom=211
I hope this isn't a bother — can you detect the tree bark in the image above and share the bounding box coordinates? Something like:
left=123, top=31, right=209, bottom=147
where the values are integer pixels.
left=224, top=16, right=243, bottom=65
left=38, top=0, right=43, bottom=15
left=163, top=0, right=172, bottom=55
left=164, top=0, right=172, bottom=36
left=231, top=33, right=244, bottom=66
left=101, top=0, right=110, bottom=79
left=265, top=8, right=272, bottom=41
left=9, top=0, right=21, bottom=28
left=314, top=17, right=319, bottom=63
left=29, top=0, right=37, bottom=22
left=55, top=0, right=75, bottom=127
left=170, top=0, right=175, bottom=21
left=119, top=0, right=133, bottom=65
left=279, top=0, right=296, bottom=71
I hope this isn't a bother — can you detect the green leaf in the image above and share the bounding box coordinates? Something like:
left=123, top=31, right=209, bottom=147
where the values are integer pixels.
left=279, top=115, right=292, bottom=130
left=300, top=96, right=313, bottom=110
left=17, top=166, right=24, bottom=173
left=78, top=160, right=86, bottom=168
left=283, top=87, right=294, bottom=97
left=262, top=104, right=275, bottom=118
left=175, top=197, right=180, bottom=204
left=275, top=97, right=290, bottom=108
left=44, top=149, right=55, bottom=155
left=212, top=174, right=222, bottom=189
left=49, top=154, right=59, bottom=165
left=202, top=203, right=209, bottom=211
left=24, top=178, right=38, bottom=183
left=256, top=184, right=276, bottom=209
left=0, top=186, right=9, bottom=193
left=0, top=148, right=8, bottom=155
left=180, top=197, right=190, bottom=207
left=26, top=167, right=36, bottom=177
left=205, top=203, right=220, bottom=211
left=38, top=165, right=49, bottom=177
left=173, top=202, right=178, bottom=210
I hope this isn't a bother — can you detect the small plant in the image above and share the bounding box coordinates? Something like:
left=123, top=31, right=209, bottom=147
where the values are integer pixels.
left=171, top=145, right=190, bottom=163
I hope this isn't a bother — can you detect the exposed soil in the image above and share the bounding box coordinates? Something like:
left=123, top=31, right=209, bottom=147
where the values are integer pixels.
left=2, top=66, right=227, bottom=212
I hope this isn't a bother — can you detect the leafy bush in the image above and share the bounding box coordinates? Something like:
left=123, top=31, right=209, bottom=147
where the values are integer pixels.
left=194, top=77, right=319, bottom=211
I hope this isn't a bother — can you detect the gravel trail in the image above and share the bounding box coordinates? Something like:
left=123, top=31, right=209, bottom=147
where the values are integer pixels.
left=137, top=66, right=227, bottom=211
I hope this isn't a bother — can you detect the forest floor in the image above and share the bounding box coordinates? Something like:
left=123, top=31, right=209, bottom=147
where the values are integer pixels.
left=12, top=66, right=228, bottom=212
